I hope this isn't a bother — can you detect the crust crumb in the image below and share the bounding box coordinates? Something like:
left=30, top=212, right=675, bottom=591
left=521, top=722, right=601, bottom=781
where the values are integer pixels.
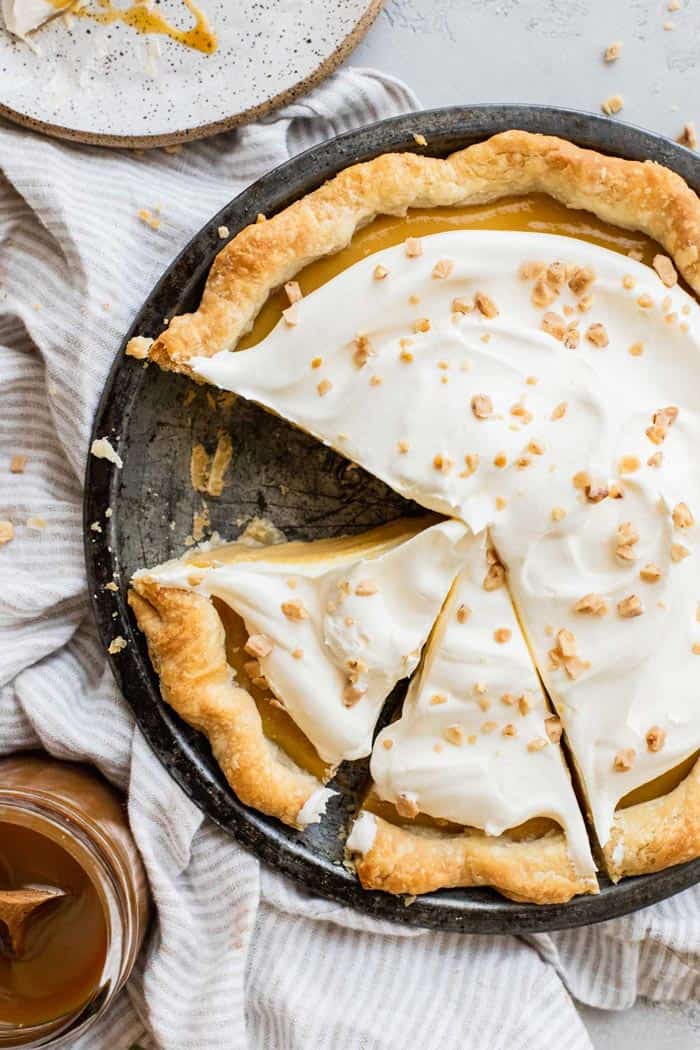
left=245, top=634, right=273, bottom=658
left=653, top=254, right=678, bottom=287
left=125, top=335, right=153, bottom=359
left=601, top=94, right=624, bottom=116
left=677, top=122, right=698, bottom=149
left=604, top=41, right=623, bottom=62
left=108, top=636, right=127, bottom=654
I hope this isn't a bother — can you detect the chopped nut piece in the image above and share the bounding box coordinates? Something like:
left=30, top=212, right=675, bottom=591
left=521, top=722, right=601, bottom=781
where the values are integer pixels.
left=0, top=521, right=14, bottom=545
left=551, top=506, right=567, bottom=522
left=568, top=266, right=596, bottom=296
left=430, top=693, right=448, bottom=706
left=451, top=297, right=473, bottom=314
left=245, top=634, right=273, bottom=658
left=549, top=629, right=590, bottom=679
left=481, top=721, right=497, bottom=734
left=317, top=378, right=332, bottom=397
left=355, top=580, right=378, bottom=597
left=432, top=259, right=454, bottom=279
left=412, top=317, right=431, bottom=333
left=585, top=322, right=609, bottom=348
left=637, top=293, right=654, bottom=309
left=456, top=603, right=471, bottom=623
left=653, top=254, right=678, bottom=287
left=518, top=261, right=546, bottom=281
left=646, top=726, right=667, bottom=752
left=604, top=41, right=623, bottom=62
left=397, top=439, right=410, bottom=454
left=281, top=600, right=308, bottom=621
left=108, top=636, right=127, bottom=655
left=618, top=456, right=640, bottom=474
left=574, top=593, right=608, bottom=616
left=405, top=237, right=422, bottom=258
left=483, top=549, right=506, bottom=591
left=672, top=502, right=694, bottom=529
left=412, top=132, right=427, bottom=146
left=395, top=794, right=419, bottom=819
left=463, top=453, right=480, bottom=476
left=551, top=401, right=568, bottom=421
left=493, top=628, right=512, bottom=644
left=528, top=737, right=548, bottom=752
left=502, top=723, right=517, bottom=738
left=475, top=291, right=498, bottom=318
left=471, top=394, right=493, bottom=419
left=585, top=483, right=609, bottom=503
left=443, top=724, right=464, bottom=746
left=545, top=715, right=563, bottom=744
left=433, top=453, right=454, bottom=474
left=618, top=594, right=643, bottom=618
left=622, top=275, right=636, bottom=290
left=292, top=648, right=304, bottom=660
left=373, top=264, right=389, bottom=280
left=493, top=452, right=507, bottom=469
left=515, top=456, right=532, bottom=470
left=282, top=304, right=299, bottom=327
left=613, top=748, right=636, bottom=772
left=545, top=262, right=567, bottom=290
left=527, top=440, right=545, bottom=456
left=369, top=375, right=382, bottom=387
left=640, top=563, right=662, bottom=582
left=531, top=276, right=557, bottom=308
left=671, top=542, right=690, bottom=562
left=557, top=628, right=577, bottom=658
left=542, top=311, right=566, bottom=340
left=284, top=280, right=302, bottom=304
left=510, top=402, right=533, bottom=424
left=399, top=348, right=414, bottom=363
left=654, top=406, right=679, bottom=429
left=573, top=470, right=592, bottom=491
left=343, top=683, right=367, bottom=707
left=518, top=694, right=532, bottom=716
left=628, top=341, right=644, bottom=357
left=125, top=335, right=153, bottom=359
left=501, top=693, right=515, bottom=706
left=677, top=121, right=698, bottom=149
left=602, top=94, right=624, bottom=116
left=311, top=356, right=323, bottom=369
left=353, top=333, right=374, bottom=368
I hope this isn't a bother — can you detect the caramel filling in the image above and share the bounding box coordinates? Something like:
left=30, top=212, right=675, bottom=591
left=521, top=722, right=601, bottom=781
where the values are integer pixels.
left=618, top=750, right=699, bottom=809
left=240, top=193, right=657, bottom=349
left=213, top=598, right=330, bottom=782
left=364, top=793, right=559, bottom=842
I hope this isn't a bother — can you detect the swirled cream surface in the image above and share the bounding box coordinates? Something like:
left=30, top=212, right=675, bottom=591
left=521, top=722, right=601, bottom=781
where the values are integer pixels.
left=370, top=531, right=595, bottom=875
left=136, top=519, right=469, bottom=766
left=191, top=229, right=700, bottom=847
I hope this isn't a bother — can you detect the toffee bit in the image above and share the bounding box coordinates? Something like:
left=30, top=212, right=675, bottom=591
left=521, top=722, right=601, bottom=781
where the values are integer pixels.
left=493, top=452, right=508, bottom=469
left=551, top=401, right=568, bottom=421
left=653, top=254, right=678, bottom=288
left=452, top=297, right=473, bottom=314
left=502, top=723, right=517, bottom=738
left=568, top=266, right=596, bottom=296
left=574, top=593, right=608, bottom=616
left=544, top=715, right=563, bottom=744
left=471, top=394, right=493, bottom=420
left=672, top=502, right=694, bottom=529
left=456, top=603, right=471, bottom=623
left=646, top=726, right=666, bottom=752
left=405, top=237, right=422, bottom=258
left=355, top=579, right=378, bottom=596
left=244, top=634, right=274, bottom=658
left=373, top=264, right=389, bottom=280
left=343, top=683, right=367, bottom=708
left=640, top=563, right=662, bottom=582
left=317, top=378, right=332, bottom=397
left=671, top=542, right=690, bottom=563
left=585, top=322, right=609, bottom=348
left=443, top=724, right=464, bottom=746
left=353, top=333, right=374, bottom=368
left=395, top=794, right=419, bottom=819
left=311, top=356, right=323, bottom=369
left=432, top=259, right=454, bottom=279
left=618, top=594, right=643, bottom=618
left=284, top=280, right=302, bottom=304
left=475, top=291, right=499, bottom=318
left=541, top=311, right=567, bottom=340
left=493, top=628, right=512, bottom=644
left=382, top=738, right=394, bottom=750
left=613, top=747, right=636, bottom=772
left=412, top=317, right=431, bottom=333
left=281, top=599, right=308, bottom=621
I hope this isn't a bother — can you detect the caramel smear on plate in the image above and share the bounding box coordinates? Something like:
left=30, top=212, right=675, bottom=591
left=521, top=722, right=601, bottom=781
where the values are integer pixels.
left=71, top=0, right=218, bottom=55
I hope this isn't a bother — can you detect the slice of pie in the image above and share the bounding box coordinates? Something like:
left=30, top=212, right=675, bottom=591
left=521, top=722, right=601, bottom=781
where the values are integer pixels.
left=129, top=516, right=470, bottom=829
left=126, top=130, right=700, bottom=891
left=346, top=531, right=597, bottom=904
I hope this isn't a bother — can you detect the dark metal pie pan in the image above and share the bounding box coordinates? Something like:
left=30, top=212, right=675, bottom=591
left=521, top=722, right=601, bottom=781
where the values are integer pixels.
left=84, top=104, right=700, bottom=933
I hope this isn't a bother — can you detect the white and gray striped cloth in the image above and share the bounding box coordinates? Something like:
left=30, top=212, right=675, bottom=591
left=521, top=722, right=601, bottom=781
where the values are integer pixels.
left=0, top=68, right=698, bottom=1050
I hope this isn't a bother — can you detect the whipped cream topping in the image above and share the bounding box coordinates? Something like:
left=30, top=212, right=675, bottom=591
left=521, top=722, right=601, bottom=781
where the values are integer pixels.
left=370, top=531, right=595, bottom=875
left=138, top=519, right=469, bottom=766
left=191, top=229, right=700, bottom=848
left=2, top=0, right=72, bottom=38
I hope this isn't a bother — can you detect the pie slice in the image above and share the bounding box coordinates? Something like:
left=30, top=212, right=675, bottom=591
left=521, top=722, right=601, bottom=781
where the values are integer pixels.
left=346, top=531, right=597, bottom=904
left=129, top=516, right=470, bottom=829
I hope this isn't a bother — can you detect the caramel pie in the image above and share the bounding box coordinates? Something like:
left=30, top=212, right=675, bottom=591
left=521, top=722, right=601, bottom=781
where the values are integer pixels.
left=128, top=131, right=700, bottom=904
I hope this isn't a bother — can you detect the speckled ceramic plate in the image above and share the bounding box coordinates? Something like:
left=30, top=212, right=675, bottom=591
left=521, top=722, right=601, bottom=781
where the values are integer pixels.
left=85, top=105, right=700, bottom=932
left=0, top=0, right=382, bottom=147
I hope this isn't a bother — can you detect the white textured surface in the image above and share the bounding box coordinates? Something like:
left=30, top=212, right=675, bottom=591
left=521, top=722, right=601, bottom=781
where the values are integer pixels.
left=352, top=0, right=700, bottom=141
left=350, top=3, right=700, bottom=1046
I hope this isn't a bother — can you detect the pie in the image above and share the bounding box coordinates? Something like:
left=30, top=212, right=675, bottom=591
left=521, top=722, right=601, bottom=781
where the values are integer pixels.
left=129, top=517, right=470, bottom=828
left=127, top=130, right=700, bottom=904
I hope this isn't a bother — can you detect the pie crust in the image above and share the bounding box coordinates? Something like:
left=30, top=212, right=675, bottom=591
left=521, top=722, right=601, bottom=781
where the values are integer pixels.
left=127, top=129, right=700, bottom=901
left=143, top=129, right=700, bottom=374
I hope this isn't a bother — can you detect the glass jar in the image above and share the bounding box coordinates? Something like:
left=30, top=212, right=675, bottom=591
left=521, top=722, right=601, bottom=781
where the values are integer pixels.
left=0, top=755, right=149, bottom=1048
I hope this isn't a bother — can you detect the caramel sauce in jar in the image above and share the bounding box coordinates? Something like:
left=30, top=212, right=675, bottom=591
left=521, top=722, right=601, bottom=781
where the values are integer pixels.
left=0, top=756, right=149, bottom=1047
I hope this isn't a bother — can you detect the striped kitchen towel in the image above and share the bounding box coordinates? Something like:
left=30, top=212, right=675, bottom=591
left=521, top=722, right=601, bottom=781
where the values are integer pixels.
left=0, top=66, right=698, bottom=1050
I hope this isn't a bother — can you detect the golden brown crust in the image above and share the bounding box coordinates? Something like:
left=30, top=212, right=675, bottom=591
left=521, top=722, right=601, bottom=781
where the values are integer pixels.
left=128, top=577, right=325, bottom=828
left=603, top=755, right=700, bottom=880
left=145, top=129, right=700, bottom=374
left=353, top=815, right=598, bottom=904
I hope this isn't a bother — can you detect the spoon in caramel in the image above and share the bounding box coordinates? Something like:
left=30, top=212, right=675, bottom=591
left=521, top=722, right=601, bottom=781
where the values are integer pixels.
left=0, top=887, right=67, bottom=958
